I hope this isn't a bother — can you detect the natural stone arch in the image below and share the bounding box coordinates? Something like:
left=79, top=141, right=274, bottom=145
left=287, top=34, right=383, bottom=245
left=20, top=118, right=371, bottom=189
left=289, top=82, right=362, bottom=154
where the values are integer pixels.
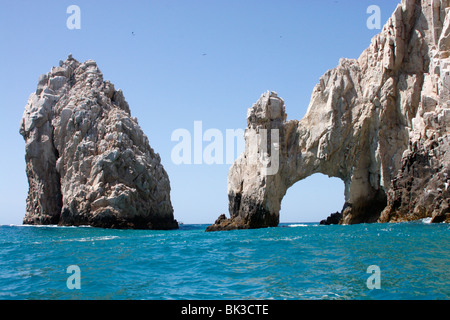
left=207, top=77, right=396, bottom=232
left=206, top=0, right=450, bottom=231
left=222, top=88, right=392, bottom=230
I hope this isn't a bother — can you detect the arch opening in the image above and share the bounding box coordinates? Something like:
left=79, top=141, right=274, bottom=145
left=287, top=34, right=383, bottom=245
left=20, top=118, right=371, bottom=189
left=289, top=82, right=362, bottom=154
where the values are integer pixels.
left=279, top=173, right=345, bottom=223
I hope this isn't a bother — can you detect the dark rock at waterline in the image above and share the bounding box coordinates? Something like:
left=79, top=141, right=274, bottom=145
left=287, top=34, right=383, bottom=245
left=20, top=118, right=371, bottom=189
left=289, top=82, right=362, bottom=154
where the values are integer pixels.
left=320, top=211, right=342, bottom=225
left=205, top=213, right=251, bottom=232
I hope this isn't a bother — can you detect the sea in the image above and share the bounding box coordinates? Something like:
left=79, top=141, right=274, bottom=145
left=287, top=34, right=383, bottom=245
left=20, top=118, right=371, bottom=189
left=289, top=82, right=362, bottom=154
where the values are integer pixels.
left=0, top=220, right=448, bottom=300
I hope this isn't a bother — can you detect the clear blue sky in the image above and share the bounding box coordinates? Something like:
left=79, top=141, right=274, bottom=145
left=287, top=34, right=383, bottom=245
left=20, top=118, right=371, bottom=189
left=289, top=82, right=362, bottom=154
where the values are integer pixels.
left=0, top=0, right=400, bottom=225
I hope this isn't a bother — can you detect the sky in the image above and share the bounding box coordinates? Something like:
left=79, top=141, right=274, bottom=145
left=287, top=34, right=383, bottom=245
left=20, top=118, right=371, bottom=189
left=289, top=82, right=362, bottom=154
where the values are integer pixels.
left=0, top=0, right=400, bottom=225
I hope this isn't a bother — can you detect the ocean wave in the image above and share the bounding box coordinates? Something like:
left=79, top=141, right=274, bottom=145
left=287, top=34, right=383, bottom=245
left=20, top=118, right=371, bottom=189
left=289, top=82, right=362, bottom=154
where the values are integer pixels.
left=262, top=236, right=303, bottom=242
left=287, top=224, right=309, bottom=227
left=58, top=236, right=120, bottom=242
left=5, top=224, right=92, bottom=228
left=421, top=218, right=433, bottom=224
left=5, top=224, right=59, bottom=228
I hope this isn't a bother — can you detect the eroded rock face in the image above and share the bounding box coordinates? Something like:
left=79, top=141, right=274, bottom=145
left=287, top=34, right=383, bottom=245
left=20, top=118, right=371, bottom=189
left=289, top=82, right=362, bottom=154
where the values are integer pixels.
left=208, top=0, right=450, bottom=231
left=20, top=56, right=178, bottom=229
left=379, top=136, right=450, bottom=223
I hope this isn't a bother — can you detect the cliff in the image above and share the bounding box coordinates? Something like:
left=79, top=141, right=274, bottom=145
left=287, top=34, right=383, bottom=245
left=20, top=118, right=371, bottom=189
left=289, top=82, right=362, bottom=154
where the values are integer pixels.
left=207, top=0, right=450, bottom=231
left=20, top=56, right=178, bottom=229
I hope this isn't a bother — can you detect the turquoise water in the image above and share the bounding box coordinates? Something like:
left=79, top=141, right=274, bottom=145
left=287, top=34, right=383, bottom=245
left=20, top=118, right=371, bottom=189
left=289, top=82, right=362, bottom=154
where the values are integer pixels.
left=0, top=221, right=448, bottom=300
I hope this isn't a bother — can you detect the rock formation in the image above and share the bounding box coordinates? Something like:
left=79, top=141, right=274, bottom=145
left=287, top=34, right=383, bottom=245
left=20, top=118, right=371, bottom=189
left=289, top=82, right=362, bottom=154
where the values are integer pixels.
left=20, top=55, right=178, bottom=229
left=320, top=211, right=343, bottom=225
left=207, top=0, right=450, bottom=231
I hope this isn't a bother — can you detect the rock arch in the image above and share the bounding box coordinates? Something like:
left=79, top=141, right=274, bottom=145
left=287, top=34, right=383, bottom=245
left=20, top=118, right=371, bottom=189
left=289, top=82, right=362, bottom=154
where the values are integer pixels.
left=206, top=0, right=450, bottom=231
left=207, top=87, right=391, bottom=232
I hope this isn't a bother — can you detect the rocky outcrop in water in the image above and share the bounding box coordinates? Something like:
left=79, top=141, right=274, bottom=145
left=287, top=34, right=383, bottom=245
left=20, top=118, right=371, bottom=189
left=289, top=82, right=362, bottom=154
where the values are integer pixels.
left=20, top=55, right=178, bottom=229
left=320, top=211, right=343, bottom=225
left=207, top=0, right=450, bottom=231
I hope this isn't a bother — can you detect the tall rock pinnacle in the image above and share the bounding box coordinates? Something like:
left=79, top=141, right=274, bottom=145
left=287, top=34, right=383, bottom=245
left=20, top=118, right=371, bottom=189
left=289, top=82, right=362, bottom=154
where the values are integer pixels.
left=20, top=56, right=178, bottom=229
